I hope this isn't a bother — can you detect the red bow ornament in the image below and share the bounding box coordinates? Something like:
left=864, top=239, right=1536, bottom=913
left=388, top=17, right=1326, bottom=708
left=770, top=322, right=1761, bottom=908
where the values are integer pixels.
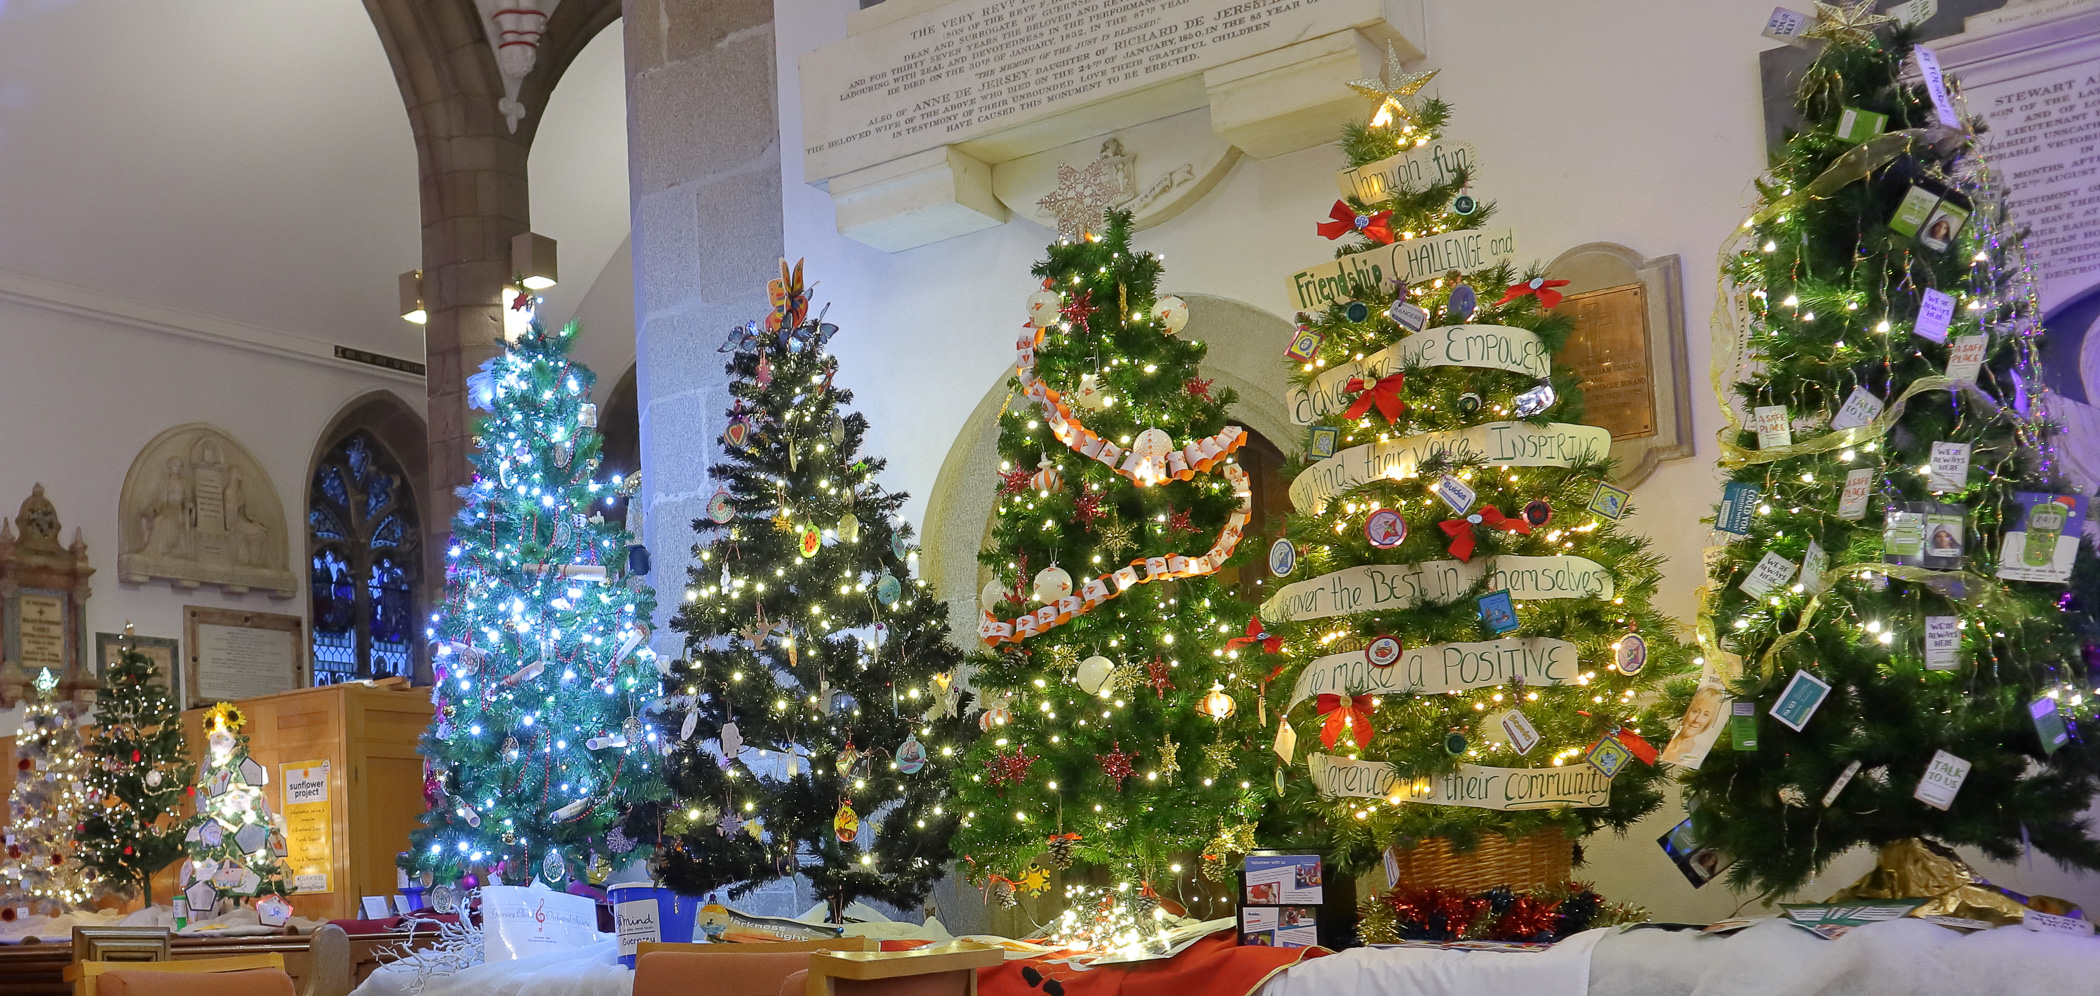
left=1343, top=373, right=1406, bottom=423
left=1226, top=617, right=1283, bottom=654
left=1614, top=727, right=1659, bottom=765
left=1438, top=505, right=1533, bottom=562
left=1316, top=693, right=1377, bottom=749
left=1316, top=201, right=1396, bottom=244
left=1495, top=277, right=1572, bottom=309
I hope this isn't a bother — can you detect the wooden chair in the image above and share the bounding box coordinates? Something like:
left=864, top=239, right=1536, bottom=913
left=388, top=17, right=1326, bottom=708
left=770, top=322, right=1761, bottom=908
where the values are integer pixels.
left=65, top=952, right=292, bottom=996
left=631, top=937, right=879, bottom=996
left=797, top=945, right=1004, bottom=996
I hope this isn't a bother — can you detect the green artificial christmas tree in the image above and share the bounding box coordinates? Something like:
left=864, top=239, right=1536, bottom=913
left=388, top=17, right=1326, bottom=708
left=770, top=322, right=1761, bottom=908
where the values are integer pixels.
left=1, top=669, right=96, bottom=916
left=405, top=296, right=665, bottom=889
left=648, top=265, right=974, bottom=919
left=1684, top=12, right=2100, bottom=897
left=77, top=629, right=192, bottom=905
left=1252, top=50, right=1688, bottom=883
left=951, top=189, right=1271, bottom=891
left=178, top=703, right=291, bottom=917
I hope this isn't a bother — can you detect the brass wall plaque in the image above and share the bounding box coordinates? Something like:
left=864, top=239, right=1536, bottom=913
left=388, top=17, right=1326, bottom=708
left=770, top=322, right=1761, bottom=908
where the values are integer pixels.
left=1555, top=283, right=1657, bottom=442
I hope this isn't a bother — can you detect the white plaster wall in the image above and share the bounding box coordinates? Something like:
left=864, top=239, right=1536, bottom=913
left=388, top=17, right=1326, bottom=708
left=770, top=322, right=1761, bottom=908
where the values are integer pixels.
left=770, top=0, right=2100, bottom=921
left=0, top=298, right=419, bottom=730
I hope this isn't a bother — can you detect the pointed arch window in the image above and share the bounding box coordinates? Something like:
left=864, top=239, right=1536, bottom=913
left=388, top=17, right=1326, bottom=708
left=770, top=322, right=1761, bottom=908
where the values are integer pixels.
left=308, top=431, right=421, bottom=684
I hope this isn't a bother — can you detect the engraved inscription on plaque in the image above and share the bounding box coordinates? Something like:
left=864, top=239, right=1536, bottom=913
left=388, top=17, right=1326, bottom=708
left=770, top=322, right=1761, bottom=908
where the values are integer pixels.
left=1553, top=283, right=1657, bottom=442
left=185, top=607, right=304, bottom=708
left=17, top=594, right=66, bottom=672
left=1970, top=55, right=2100, bottom=308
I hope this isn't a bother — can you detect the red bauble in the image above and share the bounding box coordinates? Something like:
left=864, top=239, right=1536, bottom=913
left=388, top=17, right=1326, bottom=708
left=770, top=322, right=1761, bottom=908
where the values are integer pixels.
left=131, top=750, right=141, bottom=763
left=49, top=854, right=63, bottom=865
left=123, top=846, right=134, bottom=856
left=0, top=908, right=14, bottom=922
left=6, top=845, right=19, bottom=859
left=15, top=759, right=27, bottom=772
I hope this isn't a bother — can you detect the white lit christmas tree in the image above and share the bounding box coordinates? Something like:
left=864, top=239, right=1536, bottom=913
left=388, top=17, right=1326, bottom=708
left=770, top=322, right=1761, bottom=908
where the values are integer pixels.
left=404, top=291, right=665, bottom=889
left=179, top=703, right=291, bottom=917
left=0, top=669, right=96, bottom=918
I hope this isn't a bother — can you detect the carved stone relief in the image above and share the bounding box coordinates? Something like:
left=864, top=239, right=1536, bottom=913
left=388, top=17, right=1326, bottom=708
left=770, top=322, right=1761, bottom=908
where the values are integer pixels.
left=117, top=424, right=296, bottom=598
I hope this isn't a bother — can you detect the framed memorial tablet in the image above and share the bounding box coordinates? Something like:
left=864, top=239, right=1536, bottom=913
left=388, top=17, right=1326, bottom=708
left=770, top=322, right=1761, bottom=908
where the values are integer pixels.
left=184, top=607, right=305, bottom=708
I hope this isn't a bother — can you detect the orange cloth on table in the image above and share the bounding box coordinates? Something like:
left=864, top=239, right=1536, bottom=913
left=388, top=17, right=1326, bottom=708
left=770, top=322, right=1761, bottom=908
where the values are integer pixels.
left=96, top=968, right=296, bottom=996
left=977, top=933, right=1324, bottom=996
left=636, top=950, right=816, bottom=996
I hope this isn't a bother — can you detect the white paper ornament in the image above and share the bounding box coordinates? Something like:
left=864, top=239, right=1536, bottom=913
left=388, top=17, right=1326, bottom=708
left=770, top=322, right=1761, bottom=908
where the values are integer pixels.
left=1027, top=290, right=1063, bottom=326
left=1152, top=296, right=1190, bottom=334
left=1077, top=655, right=1116, bottom=696
left=981, top=579, right=1009, bottom=613
left=720, top=721, right=745, bottom=758
left=1032, top=566, right=1074, bottom=604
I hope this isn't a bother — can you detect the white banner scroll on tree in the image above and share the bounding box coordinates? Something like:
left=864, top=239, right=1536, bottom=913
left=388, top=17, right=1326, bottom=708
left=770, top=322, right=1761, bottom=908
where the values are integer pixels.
left=1286, top=637, right=1578, bottom=710
left=1288, top=325, right=1553, bottom=424
left=1258, top=557, right=1614, bottom=623
left=1287, top=228, right=1521, bottom=312
left=1336, top=138, right=1479, bottom=203
left=1289, top=422, right=1611, bottom=511
left=1306, top=755, right=1611, bottom=809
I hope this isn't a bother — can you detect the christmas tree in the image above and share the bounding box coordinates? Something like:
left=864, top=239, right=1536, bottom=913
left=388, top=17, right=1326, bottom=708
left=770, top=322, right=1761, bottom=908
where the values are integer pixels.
left=77, top=630, right=192, bottom=905
left=1255, top=50, right=1688, bottom=873
left=0, top=669, right=96, bottom=915
left=178, top=703, right=291, bottom=915
left=1683, top=12, right=2100, bottom=897
left=648, top=267, right=974, bottom=918
left=405, top=296, right=666, bottom=889
left=950, top=193, right=1270, bottom=888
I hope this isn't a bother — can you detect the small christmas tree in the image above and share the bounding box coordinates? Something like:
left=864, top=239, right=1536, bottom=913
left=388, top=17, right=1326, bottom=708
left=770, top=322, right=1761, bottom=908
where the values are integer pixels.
left=1254, top=51, right=1687, bottom=875
left=405, top=295, right=665, bottom=889
left=950, top=197, right=1272, bottom=887
left=77, top=628, right=193, bottom=905
left=0, top=669, right=96, bottom=916
left=179, top=704, right=291, bottom=916
left=1684, top=13, right=2100, bottom=896
left=650, top=268, right=975, bottom=918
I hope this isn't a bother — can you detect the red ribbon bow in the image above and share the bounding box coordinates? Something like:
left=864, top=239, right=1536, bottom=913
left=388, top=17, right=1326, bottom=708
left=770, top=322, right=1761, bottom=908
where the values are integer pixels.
left=1438, top=506, right=1533, bottom=562
left=1226, top=617, right=1283, bottom=654
left=1495, top=278, right=1572, bottom=309
left=1316, top=200, right=1396, bottom=244
left=1615, top=728, right=1658, bottom=765
left=1316, top=693, right=1377, bottom=749
left=1343, top=373, right=1406, bottom=423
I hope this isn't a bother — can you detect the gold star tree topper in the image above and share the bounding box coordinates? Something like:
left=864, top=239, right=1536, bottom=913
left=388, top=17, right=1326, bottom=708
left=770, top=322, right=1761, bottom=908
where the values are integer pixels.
left=1037, top=157, right=1123, bottom=241
left=1803, top=0, right=1894, bottom=44
left=1348, top=43, right=1439, bottom=129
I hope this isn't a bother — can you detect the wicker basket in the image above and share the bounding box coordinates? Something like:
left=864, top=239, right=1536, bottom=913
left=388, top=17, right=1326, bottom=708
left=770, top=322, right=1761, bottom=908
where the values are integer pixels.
left=1384, top=830, right=1572, bottom=893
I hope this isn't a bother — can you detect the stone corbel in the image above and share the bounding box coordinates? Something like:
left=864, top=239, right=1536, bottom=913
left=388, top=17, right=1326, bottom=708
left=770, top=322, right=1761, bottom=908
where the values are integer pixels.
left=1205, top=28, right=1399, bottom=161
left=827, top=146, right=1008, bottom=253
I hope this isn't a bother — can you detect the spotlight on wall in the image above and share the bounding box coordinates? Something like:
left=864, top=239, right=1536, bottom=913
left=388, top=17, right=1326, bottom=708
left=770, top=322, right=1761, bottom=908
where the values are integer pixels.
left=398, top=270, right=427, bottom=325
left=512, top=232, right=558, bottom=290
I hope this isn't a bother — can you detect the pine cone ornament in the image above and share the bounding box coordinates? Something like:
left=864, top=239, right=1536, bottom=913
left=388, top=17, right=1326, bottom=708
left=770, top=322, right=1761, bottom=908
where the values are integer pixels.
left=1045, top=833, right=1078, bottom=870
left=992, top=879, right=1018, bottom=908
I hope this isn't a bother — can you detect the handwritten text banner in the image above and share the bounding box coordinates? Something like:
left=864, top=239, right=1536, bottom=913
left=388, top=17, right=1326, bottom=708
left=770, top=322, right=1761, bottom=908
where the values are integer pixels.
left=1286, top=637, right=1578, bottom=709
left=1288, top=422, right=1611, bottom=511
left=1287, top=228, right=1520, bottom=312
left=1288, top=325, right=1552, bottom=424
left=1307, top=755, right=1612, bottom=809
left=1258, top=557, right=1614, bottom=623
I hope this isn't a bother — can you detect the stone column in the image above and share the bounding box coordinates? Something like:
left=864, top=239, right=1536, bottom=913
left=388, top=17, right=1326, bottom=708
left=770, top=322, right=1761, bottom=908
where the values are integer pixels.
left=622, top=0, right=784, bottom=651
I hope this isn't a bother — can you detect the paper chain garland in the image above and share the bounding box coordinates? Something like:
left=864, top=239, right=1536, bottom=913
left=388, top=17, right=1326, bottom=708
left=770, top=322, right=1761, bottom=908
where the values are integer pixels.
left=980, top=312, right=1256, bottom=647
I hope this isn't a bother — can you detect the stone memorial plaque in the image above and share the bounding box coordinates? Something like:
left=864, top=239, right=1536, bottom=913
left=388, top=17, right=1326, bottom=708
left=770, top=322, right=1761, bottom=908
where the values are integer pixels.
left=184, top=607, right=304, bottom=708
left=1554, top=283, right=1656, bottom=441
left=16, top=593, right=66, bottom=673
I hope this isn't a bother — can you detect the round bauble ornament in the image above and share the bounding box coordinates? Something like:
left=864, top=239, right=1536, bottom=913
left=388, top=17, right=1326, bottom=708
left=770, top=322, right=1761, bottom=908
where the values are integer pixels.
left=1198, top=682, right=1237, bottom=720
left=1152, top=295, right=1190, bottom=334
left=1027, top=290, right=1063, bottom=326
left=1268, top=538, right=1297, bottom=577
left=1522, top=499, right=1553, bottom=528
left=1448, top=284, right=1478, bottom=323
left=1365, top=635, right=1403, bottom=669
left=1129, top=428, right=1176, bottom=477
left=1032, top=566, right=1073, bottom=604
left=1031, top=456, right=1064, bottom=493
left=146, top=770, right=163, bottom=788
left=1071, top=373, right=1110, bottom=411
left=876, top=573, right=902, bottom=606
left=799, top=526, right=822, bottom=558
left=1614, top=633, right=1648, bottom=676
left=542, top=850, right=566, bottom=882
left=980, top=702, right=1012, bottom=730
left=1364, top=509, right=1407, bottom=549
left=838, top=513, right=860, bottom=544
left=1077, top=655, right=1116, bottom=696
left=981, top=579, right=1009, bottom=613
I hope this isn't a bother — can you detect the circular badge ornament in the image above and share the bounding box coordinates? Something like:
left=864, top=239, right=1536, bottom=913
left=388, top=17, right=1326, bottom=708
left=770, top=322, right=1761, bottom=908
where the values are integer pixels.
left=1444, top=732, right=1468, bottom=755
left=1344, top=300, right=1371, bottom=323
left=1268, top=538, right=1298, bottom=577
left=707, top=489, right=735, bottom=524
left=1615, top=633, right=1648, bottom=676
left=1364, top=509, right=1408, bottom=549
left=1522, top=499, right=1553, bottom=529
left=799, top=526, right=822, bottom=558
left=891, top=532, right=910, bottom=560
left=1451, top=193, right=1479, bottom=216
left=876, top=573, right=902, bottom=605
left=1457, top=392, right=1483, bottom=417
left=896, top=736, right=928, bottom=774
left=1365, top=635, right=1403, bottom=669
left=1448, top=284, right=1478, bottom=323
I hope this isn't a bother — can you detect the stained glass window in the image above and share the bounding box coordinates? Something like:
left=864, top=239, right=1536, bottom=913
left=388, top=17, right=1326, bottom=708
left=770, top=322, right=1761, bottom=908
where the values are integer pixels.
left=309, top=431, right=420, bottom=684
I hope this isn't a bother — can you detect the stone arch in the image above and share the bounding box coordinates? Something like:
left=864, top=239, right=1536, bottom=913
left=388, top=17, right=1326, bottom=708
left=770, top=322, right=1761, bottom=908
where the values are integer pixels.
left=920, top=292, right=1297, bottom=643
left=117, top=424, right=297, bottom=598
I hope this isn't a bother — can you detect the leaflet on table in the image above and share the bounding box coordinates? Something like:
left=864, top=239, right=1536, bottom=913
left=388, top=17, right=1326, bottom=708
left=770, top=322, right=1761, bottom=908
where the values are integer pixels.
left=1244, top=854, right=1323, bottom=905
left=1238, top=905, right=1319, bottom=948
